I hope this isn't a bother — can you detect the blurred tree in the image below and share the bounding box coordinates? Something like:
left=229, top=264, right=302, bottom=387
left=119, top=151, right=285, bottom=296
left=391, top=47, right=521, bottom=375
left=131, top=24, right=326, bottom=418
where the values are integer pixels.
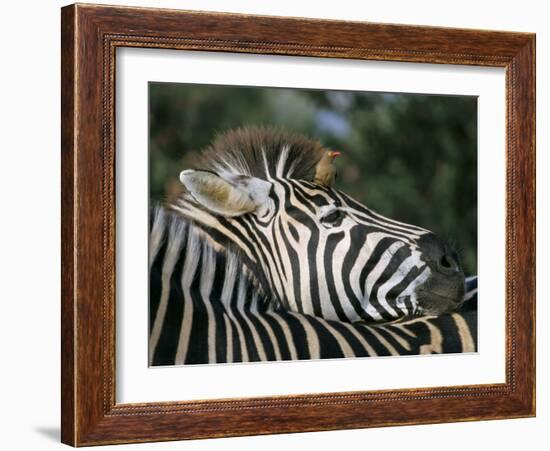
left=149, top=83, right=477, bottom=274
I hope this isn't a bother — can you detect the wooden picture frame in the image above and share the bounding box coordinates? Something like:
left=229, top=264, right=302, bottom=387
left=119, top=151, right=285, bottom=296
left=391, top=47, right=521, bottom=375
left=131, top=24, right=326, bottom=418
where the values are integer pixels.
left=61, top=3, right=535, bottom=446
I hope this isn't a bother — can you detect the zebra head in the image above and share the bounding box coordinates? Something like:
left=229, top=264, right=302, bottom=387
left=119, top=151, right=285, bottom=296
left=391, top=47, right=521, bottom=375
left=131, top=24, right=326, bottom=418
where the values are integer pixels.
left=171, top=127, right=465, bottom=323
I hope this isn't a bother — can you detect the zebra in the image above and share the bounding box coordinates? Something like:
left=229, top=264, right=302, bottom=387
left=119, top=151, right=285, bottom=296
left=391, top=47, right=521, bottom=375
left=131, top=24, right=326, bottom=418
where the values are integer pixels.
left=149, top=208, right=477, bottom=366
left=168, top=127, right=465, bottom=325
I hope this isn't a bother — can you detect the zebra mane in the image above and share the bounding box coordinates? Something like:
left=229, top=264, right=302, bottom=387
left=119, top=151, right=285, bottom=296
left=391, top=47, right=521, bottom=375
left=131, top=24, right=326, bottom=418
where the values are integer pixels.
left=165, top=127, right=327, bottom=283
left=196, top=126, right=326, bottom=180
left=150, top=206, right=274, bottom=307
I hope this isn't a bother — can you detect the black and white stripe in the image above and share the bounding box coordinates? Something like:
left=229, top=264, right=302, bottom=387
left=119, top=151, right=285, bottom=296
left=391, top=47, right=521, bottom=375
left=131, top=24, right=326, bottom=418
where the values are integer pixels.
left=171, top=127, right=464, bottom=324
left=149, top=210, right=477, bottom=366
left=171, top=176, right=435, bottom=323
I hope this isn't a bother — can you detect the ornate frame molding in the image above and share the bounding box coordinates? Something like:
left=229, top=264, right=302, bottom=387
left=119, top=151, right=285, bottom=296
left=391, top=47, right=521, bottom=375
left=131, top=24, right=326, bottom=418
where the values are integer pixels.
left=61, top=4, right=535, bottom=446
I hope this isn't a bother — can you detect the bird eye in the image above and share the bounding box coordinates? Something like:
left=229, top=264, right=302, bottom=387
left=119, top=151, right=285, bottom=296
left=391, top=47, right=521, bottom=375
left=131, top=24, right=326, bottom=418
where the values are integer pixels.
left=322, top=209, right=345, bottom=224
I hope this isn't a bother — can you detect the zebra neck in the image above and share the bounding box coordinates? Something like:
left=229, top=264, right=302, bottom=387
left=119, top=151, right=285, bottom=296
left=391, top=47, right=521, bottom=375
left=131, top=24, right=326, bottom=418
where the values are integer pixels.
left=167, top=197, right=280, bottom=301
left=150, top=207, right=273, bottom=311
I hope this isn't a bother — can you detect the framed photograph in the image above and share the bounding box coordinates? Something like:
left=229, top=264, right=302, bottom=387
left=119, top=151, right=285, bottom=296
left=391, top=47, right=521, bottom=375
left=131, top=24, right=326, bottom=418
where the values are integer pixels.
left=61, top=3, right=535, bottom=446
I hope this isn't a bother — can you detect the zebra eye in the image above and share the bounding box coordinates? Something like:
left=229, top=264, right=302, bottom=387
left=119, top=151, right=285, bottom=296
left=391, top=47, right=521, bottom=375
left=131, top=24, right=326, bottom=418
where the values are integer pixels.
left=321, top=209, right=345, bottom=224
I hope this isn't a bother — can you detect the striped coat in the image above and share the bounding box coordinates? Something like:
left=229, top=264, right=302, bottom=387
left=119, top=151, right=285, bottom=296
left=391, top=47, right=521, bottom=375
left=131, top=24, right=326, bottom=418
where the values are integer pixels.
left=149, top=209, right=477, bottom=366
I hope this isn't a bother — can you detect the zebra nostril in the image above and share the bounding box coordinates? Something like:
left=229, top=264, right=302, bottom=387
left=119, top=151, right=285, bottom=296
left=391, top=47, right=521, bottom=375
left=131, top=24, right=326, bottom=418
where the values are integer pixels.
left=417, top=233, right=463, bottom=275
left=438, top=254, right=456, bottom=271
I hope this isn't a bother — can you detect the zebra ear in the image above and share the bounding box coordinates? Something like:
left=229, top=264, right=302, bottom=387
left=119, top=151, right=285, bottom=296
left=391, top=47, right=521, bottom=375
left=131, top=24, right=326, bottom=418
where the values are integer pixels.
left=179, top=169, right=272, bottom=217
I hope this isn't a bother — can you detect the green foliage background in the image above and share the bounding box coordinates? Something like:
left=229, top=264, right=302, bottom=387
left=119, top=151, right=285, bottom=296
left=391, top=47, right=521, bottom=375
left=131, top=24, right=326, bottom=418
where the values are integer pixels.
left=149, top=83, right=477, bottom=275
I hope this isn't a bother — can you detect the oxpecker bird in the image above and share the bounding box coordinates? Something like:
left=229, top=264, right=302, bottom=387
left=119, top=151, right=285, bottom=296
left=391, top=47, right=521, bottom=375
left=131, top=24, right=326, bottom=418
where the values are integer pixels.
left=314, top=150, right=341, bottom=187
